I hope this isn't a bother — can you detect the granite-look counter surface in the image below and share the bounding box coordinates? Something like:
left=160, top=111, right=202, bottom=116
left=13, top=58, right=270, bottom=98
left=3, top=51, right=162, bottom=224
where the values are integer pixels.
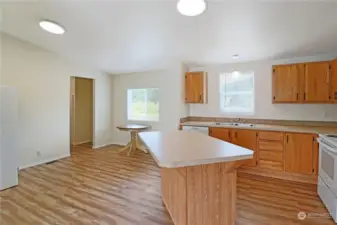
left=139, top=131, right=253, bottom=168
left=181, top=121, right=337, bottom=134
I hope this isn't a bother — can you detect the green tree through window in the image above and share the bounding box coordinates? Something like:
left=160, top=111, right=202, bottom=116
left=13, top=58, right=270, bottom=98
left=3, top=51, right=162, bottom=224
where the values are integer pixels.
left=127, top=88, right=159, bottom=121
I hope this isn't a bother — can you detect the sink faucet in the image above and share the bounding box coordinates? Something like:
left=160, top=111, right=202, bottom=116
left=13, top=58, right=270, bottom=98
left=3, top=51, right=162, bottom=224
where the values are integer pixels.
left=233, top=118, right=240, bottom=123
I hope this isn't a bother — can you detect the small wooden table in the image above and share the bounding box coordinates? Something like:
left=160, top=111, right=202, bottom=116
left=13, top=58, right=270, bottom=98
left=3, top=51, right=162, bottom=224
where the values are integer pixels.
left=117, top=124, right=150, bottom=156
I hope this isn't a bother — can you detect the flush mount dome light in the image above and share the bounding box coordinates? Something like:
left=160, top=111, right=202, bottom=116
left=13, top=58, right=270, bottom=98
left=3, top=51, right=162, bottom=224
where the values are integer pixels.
left=39, top=20, right=65, bottom=34
left=177, top=0, right=207, bottom=16
left=232, top=54, right=240, bottom=59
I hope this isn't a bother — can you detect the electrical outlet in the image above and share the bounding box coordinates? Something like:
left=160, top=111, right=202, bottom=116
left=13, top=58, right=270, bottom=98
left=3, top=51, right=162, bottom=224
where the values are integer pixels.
left=37, top=151, right=41, bottom=157
left=324, top=110, right=329, bottom=119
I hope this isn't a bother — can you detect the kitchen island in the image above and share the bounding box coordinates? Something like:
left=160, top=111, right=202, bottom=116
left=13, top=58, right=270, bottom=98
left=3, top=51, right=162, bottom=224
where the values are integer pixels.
left=139, top=131, right=254, bottom=225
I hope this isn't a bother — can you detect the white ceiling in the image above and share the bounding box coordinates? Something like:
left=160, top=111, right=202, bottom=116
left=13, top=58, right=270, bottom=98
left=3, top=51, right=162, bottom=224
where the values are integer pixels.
left=1, top=0, right=337, bottom=73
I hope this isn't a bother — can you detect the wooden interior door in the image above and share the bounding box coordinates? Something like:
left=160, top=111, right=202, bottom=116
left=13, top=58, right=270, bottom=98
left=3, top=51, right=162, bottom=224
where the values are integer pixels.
left=70, top=77, right=76, bottom=146
left=285, top=133, right=314, bottom=174
left=304, top=62, right=331, bottom=102
left=332, top=58, right=337, bottom=102
left=185, top=72, right=204, bottom=103
left=272, top=64, right=302, bottom=102
left=209, top=127, right=232, bottom=142
left=232, top=129, right=257, bottom=167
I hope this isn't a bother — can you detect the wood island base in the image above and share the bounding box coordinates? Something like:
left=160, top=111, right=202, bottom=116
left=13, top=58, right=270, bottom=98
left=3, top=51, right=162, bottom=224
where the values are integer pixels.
left=160, top=161, right=240, bottom=225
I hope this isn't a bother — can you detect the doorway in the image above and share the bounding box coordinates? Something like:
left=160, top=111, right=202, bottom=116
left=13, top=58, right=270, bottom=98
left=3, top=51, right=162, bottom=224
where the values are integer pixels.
left=70, top=77, right=94, bottom=150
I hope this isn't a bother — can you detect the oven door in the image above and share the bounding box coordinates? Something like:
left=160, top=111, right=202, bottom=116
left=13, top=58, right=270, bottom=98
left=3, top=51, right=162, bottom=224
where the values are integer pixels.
left=318, top=138, right=337, bottom=197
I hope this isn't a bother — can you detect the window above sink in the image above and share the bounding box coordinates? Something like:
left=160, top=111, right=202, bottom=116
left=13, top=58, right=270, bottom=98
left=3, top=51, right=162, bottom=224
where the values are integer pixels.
left=220, top=71, right=255, bottom=115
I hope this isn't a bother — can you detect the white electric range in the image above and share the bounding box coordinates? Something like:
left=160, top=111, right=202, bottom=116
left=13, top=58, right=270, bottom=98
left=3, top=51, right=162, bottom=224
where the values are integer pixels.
left=317, top=134, right=337, bottom=223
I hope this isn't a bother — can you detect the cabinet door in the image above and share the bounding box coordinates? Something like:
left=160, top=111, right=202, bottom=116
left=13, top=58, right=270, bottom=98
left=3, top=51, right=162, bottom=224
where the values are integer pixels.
left=232, top=129, right=257, bottom=167
left=332, top=58, right=337, bottom=102
left=285, top=133, right=314, bottom=174
left=304, top=62, right=331, bottom=102
left=312, top=134, right=319, bottom=175
left=209, top=127, right=231, bottom=142
left=185, top=72, right=204, bottom=103
left=272, top=64, right=303, bottom=102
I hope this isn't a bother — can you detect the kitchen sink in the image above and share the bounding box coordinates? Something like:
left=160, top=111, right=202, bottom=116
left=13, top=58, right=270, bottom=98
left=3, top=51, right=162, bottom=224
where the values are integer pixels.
left=233, top=123, right=256, bottom=128
left=213, top=122, right=256, bottom=128
left=213, top=122, right=234, bottom=126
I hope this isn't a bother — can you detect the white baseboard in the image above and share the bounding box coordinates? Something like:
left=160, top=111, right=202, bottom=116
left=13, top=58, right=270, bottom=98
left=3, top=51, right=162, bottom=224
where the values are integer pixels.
left=111, top=141, right=128, bottom=146
left=93, top=142, right=114, bottom=149
left=93, top=142, right=127, bottom=149
left=72, top=140, right=92, bottom=145
left=19, top=153, right=71, bottom=170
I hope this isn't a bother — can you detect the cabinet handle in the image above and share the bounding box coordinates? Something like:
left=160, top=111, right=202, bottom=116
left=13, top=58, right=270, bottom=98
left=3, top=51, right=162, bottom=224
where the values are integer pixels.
left=199, top=94, right=202, bottom=102
left=229, top=132, right=231, bottom=139
left=296, top=93, right=299, bottom=100
left=286, top=135, right=289, bottom=143
left=235, top=132, right=238, bottom=138
left=303, top=93, right=306, bottom=100
left=326, top=68, right=330, bottom=83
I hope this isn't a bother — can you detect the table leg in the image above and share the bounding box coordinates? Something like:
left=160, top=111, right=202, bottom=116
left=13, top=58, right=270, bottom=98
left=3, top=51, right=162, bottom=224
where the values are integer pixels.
left=117, top=142, right=131, bottom=153
left=118, top=130, right=149, bottom=155
left=136, top=135, right=148, bottom=153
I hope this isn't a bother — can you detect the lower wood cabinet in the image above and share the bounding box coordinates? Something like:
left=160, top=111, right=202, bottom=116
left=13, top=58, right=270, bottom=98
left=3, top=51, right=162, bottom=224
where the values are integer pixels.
left=209, top=127, right=319, bottom=184
left=285, top=132, right=318, bottom=175
left=208, top=127, right=231, bottom=142
left=209, top=127, right=257, bottom=167
left=257, top=131, right=285, bottom=171
left=231, top=129, right=258, bottom=167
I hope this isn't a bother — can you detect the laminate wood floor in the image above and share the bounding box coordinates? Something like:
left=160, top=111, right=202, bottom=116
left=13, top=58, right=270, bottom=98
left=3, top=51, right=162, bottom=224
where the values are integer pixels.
left=0, top=145, right=334, bottom=225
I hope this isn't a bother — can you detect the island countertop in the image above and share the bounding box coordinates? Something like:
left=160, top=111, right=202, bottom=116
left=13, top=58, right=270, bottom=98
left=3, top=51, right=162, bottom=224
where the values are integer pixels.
left=139, top=131, right=254, bottom=168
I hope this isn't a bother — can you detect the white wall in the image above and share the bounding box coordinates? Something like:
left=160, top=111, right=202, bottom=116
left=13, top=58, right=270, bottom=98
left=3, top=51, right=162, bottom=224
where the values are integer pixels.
left=189, top=55, right=337, bottom=121
left=0, top=33, right=113, bottom=168
left=111, top=65, right=188, bottom=144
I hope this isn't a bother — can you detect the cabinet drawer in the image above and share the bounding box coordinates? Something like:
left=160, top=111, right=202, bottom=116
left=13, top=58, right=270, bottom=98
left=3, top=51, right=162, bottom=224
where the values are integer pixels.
left=258, top=141, right=284, bottom=152
left=259, top=160, right=284, bottom=171
left=209, top=127, right=231, bottom=142
left=258, top=131, right=284, bottom=141
left=259, top=150, right=284, bottom=162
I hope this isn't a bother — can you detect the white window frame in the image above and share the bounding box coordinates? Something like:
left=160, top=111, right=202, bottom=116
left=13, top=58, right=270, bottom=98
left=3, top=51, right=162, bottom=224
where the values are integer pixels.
left=219, top=71, right=255, bottom=115
left=127, top=88, right=159, bottom=122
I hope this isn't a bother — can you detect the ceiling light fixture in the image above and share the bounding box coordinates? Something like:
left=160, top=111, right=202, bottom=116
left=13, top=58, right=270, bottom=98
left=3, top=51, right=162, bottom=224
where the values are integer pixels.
left=232, top=54, right=240, bottom=59
left=39, top=20, right=65, bottom=35
left=177, top=0, right=207, bottom=17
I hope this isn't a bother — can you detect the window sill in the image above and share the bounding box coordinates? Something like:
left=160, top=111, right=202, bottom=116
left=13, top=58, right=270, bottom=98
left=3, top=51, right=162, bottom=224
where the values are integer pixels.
left=127, top=119, right=160, bottom=123
left=219, top=111, right=255, bottom=116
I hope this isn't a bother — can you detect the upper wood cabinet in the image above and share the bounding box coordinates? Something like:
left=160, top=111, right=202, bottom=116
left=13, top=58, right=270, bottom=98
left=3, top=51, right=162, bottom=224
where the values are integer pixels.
left=304, top=61, right=331, bottom=102
left=272, top=64, right=303, bottom=103
left=185, top=72, right=207, bottom=104
left=272, top=59, right=335, bottom=104
left=231, top=129, right=258, bottom=167
left=285, top=133, right=316, bottom=175
left=332, top=58, right=337, bottom=102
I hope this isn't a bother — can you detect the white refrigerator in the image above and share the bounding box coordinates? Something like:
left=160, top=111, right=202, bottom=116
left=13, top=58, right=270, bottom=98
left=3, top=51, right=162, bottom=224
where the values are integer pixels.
left=0, top=86, right=19, bottom=190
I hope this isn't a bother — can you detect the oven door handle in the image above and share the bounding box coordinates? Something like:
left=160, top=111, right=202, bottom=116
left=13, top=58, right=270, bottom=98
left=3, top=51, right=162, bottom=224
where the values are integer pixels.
left=317, top=138, right=337, bottom=155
